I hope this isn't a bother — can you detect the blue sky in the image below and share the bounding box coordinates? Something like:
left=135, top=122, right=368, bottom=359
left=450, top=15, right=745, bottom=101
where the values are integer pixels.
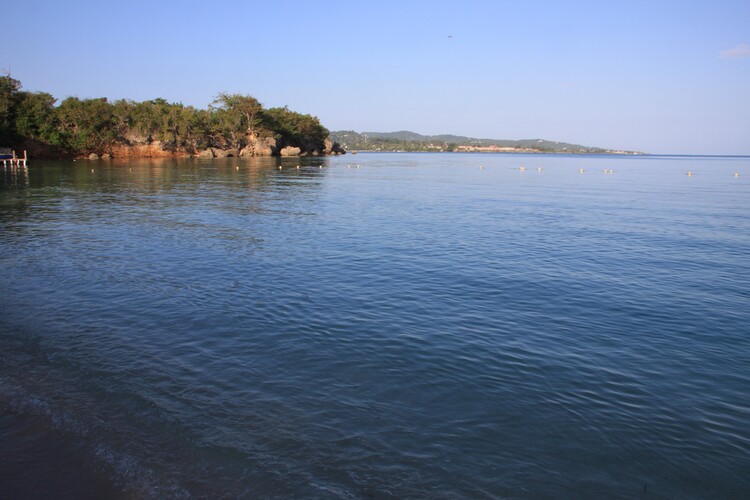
left=3, top=0, right=749, bottom=154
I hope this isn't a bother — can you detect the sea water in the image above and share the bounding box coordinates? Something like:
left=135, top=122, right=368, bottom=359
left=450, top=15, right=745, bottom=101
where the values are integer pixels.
left=1, top=153, right=749, bottom=498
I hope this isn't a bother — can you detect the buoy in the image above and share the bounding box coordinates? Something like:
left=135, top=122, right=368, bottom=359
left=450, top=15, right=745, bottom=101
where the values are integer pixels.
left=479, top=165, right=483, bottom=170
left=578, top=168, right=585, bottom=174
left=296, top=165, right=300, bottom=169
left=687, top=171, right=693, bottom=176
left=279, top=166, right=282, bottom=170
left=236, top=166, right=239, bottom=170
left=734, top=172, right=740, bottom=177
left=519, top=166, right=526, bottom=171
left=537, top=167, right=543, bottom=172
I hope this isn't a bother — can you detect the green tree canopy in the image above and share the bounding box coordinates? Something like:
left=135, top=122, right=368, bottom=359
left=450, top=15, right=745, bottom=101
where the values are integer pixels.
left=0, top=77, right=337, bottom=156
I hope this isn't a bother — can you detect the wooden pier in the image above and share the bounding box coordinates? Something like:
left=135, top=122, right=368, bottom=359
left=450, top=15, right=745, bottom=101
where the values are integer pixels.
left=1, top=148, right=28, bottom=168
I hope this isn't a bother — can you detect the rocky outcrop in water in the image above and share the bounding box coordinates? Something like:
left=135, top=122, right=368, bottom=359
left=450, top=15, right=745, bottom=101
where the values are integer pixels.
left=239, top=134, right=278, bottom=157
left=88, top=137, right=346, bottom=160
left=280, top=146, right=302, bottom=157
left=109, top=141, right=189, bottom=159
left=324, top=138, right=346, bottom=155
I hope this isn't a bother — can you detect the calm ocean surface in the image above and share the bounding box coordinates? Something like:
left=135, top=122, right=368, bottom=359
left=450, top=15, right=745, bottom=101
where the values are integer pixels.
left=1, top=153, right=749, bottom=498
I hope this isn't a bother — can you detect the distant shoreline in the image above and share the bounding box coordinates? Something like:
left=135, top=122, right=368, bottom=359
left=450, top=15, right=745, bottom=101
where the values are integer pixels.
left=347, top=150, right=647, bottom=156
left=330, top=130, right=645, bottom=155
left=348, top=151, right=750, bottom=158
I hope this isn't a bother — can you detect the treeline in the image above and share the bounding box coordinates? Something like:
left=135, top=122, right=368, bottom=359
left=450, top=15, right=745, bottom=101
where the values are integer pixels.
left=0, top=75, right=332, bottom=156
left=331, top=134, right=453, bottom=152
left=329, top=130, right=633, bottom=154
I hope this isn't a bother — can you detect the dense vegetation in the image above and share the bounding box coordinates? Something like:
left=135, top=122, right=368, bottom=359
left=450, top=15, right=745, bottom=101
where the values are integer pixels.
left=0, top=75, right=331, bottom=156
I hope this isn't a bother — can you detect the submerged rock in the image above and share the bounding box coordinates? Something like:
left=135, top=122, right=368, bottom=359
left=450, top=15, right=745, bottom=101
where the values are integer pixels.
left=280, top=146, right=302, bottom=157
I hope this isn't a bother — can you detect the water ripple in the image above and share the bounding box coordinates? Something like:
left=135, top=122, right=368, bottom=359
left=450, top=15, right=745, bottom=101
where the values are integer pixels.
left=1, top=155, right=749, bottom=497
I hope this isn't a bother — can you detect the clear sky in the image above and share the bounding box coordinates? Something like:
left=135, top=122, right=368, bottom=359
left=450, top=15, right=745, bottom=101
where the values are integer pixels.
left=3, top=0, right=749, bottom=154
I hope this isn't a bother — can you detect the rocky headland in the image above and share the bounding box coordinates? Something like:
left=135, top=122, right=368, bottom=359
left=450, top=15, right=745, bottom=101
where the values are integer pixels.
left=1, top=75, right=346, bottom=161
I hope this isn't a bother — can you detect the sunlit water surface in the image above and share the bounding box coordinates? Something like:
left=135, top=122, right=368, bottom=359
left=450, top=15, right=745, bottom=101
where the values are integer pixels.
left=1, top=154, right=749, bottom=498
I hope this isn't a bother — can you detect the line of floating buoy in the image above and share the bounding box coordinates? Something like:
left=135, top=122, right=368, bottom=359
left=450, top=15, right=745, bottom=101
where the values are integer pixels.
left=268, top=164, right=740, bottom=178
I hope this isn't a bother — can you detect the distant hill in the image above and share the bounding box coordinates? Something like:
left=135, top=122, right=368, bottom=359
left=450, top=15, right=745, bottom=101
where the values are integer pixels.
left=330, top=130, right=642, bottom=154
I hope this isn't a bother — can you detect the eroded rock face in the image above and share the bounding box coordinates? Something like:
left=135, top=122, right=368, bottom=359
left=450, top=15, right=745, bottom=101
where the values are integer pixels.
left=241, top=134, right=278, bottom=157
left=280, top=146, right=301, bottom=157
left=323, top=138, right=346, bottom=155
left=124, top=131, right=149, bottom=145
left=110, top=141, right=189, bottom=158
left=78, top=133, right=343, bottom=160
left=210, top=148, right=239, bottom=158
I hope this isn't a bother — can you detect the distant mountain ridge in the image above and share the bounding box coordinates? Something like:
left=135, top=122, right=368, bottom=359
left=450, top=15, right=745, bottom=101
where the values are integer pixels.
left=331, top=130, right=642, bottom=154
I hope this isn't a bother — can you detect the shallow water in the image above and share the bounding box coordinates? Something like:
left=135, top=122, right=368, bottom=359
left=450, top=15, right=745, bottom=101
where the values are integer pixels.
left=1, top=153, right=749, bottom=498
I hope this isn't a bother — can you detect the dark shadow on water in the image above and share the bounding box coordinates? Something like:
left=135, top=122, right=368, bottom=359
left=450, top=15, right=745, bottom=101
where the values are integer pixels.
left=0, top=410, right=128, bottom=500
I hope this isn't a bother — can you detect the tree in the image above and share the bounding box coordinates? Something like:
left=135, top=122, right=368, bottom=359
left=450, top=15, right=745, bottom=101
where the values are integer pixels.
left=14, top=91, right=57, bottom=143
left=263, top=106, right=328, bottom=152
left=211, top=93, right=264, bottom=148
left=56, top=97, right=118, bottom=153
left=0, top=74, right=21, bottom=143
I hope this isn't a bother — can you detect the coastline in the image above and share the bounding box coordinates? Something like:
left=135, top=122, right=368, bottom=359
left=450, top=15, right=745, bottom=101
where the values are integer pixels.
left=346, top=149, right=647, bottom=155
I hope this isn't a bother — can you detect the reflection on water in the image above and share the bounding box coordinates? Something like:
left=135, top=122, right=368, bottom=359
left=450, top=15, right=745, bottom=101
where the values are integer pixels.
left=1, top=154, right=749, bottom=498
